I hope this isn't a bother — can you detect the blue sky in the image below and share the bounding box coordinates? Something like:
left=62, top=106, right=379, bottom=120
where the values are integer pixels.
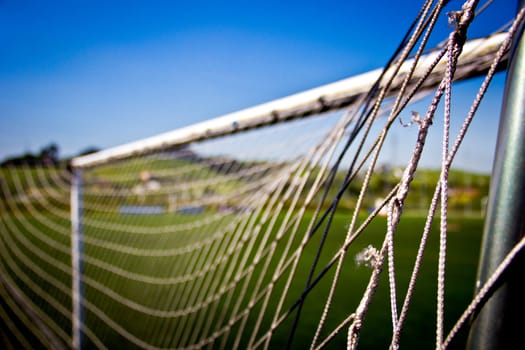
left=0, top=0, right=517, bottom=171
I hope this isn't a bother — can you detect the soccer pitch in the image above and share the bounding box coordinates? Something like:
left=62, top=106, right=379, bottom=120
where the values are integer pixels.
left=0, top=163, right=485, bottom=349
left=78, top=211, right=482, bottom=349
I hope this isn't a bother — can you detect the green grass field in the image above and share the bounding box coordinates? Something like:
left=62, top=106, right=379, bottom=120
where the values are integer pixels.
left=75, top=211, right=482, bottom=349
left=0, top=164, right=485, bottom=349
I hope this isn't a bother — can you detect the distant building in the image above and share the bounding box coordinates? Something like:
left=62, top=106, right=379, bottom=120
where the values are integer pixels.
left=133, top=170, right=162, bottom=201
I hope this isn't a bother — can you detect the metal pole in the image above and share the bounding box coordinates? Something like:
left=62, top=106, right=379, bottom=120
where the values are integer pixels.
left=71, top=168, right=84, bottom=350
left=71, top=35, right=507, bottom=168
left=468, top=2, right=525, bottom=349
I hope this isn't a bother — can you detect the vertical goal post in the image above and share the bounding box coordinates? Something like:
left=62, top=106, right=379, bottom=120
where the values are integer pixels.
left=70, top=168, right=84, bottom=350
left=468, top=0, right=525, bottom=348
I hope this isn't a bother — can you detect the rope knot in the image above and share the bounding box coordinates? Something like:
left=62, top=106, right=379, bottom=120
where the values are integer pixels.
left=355, top=245, right=381, bottom=269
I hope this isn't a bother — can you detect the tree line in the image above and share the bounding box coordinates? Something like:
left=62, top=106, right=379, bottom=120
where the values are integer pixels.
left=0, top=143, right=100, bottom=167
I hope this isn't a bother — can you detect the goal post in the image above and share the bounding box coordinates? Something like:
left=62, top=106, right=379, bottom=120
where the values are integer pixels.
left=468, top=0, right=525, bottom=348
left=71, top=34, right=508, bottom=169
left=70, top=168, right=84, bottom=350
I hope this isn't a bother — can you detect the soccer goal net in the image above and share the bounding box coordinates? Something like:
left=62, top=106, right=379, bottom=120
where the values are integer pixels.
left=1, top=1, right=524, bottom=349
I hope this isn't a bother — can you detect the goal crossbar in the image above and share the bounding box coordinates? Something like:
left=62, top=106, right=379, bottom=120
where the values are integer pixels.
left=72, top=33, right=508, bottom=168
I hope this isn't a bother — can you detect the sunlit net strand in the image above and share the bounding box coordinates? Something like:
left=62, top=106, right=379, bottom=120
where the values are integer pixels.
left=314, top=0, right=446, bottom=346
left=436, top=1, right=486, bottom=347
left=0, top=180, right=70, bottom=256
left=243, top=111, right=360, bottom=349
left=3, top=167, right=72, bottom=232
left=174, top=154, right=315, bottom=348
left=244, top=107, right=368, bottom=350
left=389, top=16, right=514, bottom=344
left=322, top=25, right=510, bottom=348
left=158, top=123, right=328, bottom=348
left=270, top=0, right=512, bottom=348
left=254, top=48, right=446, bottom=347
left=312, top=18, right=435, bottom=350
left=30, top=165, right=71, bottom=205
left=75, top=152, right=302, bottom=348
left=345, top=2, right=515, bottom=349
left=189, top=128, right=339, bottom=349
left=250, top=113, right=355, bottom=349
left=438, top=22, right=455, bottom=350
left=10, top=165, right=70, bottom=217
left=224, top=158, right=330, bottom=347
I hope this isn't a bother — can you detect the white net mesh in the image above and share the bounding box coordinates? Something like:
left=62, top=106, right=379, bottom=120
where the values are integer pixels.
left=1, top=1, right=524, bottom=349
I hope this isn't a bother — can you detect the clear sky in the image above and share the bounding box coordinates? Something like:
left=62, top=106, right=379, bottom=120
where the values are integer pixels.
left=0, top=0, right=517, bottom=172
